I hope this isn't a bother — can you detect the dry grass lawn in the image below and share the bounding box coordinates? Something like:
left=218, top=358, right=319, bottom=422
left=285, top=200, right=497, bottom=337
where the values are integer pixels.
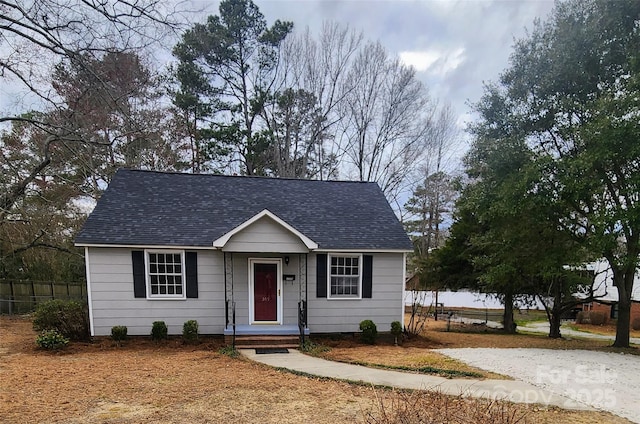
left=569, top=322, right=640, bottom=339
left=0, top=316, right=634, bottom=424
left=314, top=316, right=638, bottom=381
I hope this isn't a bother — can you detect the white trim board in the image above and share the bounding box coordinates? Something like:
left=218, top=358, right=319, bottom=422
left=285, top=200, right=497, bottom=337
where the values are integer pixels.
left=248, top=258, right=283, bottom=325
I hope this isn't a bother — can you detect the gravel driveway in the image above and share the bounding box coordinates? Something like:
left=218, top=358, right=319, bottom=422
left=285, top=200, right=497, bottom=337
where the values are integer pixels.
left=438, top=348, right=639, bottom=423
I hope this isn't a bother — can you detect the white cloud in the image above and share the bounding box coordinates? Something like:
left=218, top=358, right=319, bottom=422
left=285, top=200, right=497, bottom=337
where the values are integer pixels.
left=399, top=47, right=465, bottom=76
left=399, top=51, right=440, bottom=72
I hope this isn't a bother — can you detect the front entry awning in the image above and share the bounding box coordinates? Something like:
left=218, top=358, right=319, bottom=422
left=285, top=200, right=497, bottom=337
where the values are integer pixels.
left=212, top=209, right=318, bottom=253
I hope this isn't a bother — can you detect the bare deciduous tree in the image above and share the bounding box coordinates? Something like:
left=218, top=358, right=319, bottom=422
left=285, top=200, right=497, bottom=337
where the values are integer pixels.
left=1, top=0, right=182, bottom=219
left=274, top=22, right=363, bottom=179
left=338, top=41, right=434, bottom=204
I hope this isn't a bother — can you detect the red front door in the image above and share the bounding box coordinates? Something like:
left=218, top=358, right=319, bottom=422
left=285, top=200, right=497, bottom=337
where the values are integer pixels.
left=254, top=263, right=278, bottom=321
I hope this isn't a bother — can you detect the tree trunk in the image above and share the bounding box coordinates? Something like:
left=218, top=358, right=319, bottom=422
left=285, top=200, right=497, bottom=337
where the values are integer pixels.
left=549, top=308, right=562, bottom=339
left=613, top=268, right=633, bottom=348
left=434, top=290, right=438, bottom=321
left=548, top=278, right=562, bottom=339
left=503, top=291, right=516, bottom=334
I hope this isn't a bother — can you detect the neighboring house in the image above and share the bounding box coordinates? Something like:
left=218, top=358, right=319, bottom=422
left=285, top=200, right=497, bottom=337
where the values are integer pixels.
left=75, top=169, right=412, bottom=338
left=580, top=260, right=640, bottom=322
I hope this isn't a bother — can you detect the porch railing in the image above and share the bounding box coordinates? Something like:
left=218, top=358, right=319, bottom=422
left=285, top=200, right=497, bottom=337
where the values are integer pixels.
left=232, top=301, right=236, bottom=348
left=226, top=299, right=236, bottom=348
left=298, top=300, right=307, bottom=347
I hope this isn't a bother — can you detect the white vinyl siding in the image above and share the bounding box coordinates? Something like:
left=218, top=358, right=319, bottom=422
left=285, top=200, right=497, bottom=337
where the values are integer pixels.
left=309, top=252, right=404, bottom=333
left=222, top=216, right=308, bottom=253
left=86, top=247, right=225, bottom=336
left=85, top=248, right=406, bottom=336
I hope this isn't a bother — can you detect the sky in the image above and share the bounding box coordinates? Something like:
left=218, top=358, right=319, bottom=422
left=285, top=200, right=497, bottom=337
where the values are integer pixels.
left=0, top=0, right=556, bottom=160
left=191, top=0, right=555, bottom=141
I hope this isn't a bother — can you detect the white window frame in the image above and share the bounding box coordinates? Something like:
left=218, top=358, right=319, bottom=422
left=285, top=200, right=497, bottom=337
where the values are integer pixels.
left=145, top=249, right=186, bottom=300
left=327, top=253, right=362, bottom=300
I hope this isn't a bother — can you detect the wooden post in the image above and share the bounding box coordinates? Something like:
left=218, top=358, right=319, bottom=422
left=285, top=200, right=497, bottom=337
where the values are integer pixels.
left=10, top=281, right=15, bottom=315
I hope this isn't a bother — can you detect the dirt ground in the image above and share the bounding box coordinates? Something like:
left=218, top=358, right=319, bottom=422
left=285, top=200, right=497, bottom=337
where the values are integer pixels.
left=0, top=316, right=633, bottom=424
left=570, top=322, right=640, bottom=339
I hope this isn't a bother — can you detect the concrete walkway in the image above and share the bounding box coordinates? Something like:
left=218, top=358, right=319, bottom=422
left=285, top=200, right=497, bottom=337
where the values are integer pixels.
left=240, top=348, right=591, bottom=410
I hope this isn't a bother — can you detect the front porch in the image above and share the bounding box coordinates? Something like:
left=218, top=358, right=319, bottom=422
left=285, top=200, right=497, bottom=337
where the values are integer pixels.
left=214, top=210, right=316, bottom=347
left=222, top=251, right=310, bottom=347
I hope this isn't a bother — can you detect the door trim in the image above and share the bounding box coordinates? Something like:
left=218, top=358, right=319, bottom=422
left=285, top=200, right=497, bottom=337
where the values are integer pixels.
left=248, top=258, right=282, bottom=324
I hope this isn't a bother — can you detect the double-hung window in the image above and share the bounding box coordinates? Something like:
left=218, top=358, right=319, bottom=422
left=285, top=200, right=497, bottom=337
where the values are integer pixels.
left=329, top=254, right=361, bottom=299
left=147, top=251, right=185, bottom=299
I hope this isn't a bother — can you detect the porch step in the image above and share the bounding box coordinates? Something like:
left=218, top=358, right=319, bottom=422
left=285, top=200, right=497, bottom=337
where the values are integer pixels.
left=228, top=334, right=300, bottom=349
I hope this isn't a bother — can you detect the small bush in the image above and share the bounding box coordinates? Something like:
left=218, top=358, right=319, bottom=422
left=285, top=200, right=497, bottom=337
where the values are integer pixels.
left=300, top=339, right=330, bottom=355
left=32, top=299, right=89, bottom=341
left=182, top=320, right=199, bottom=343
left=589, top=311, right=607, bottom=325
left=576, top=310, right=608, bottom=325
left=390, top=321, right=403, bottom=345
left=151, top=321, right=168, bottom=341
left=364, top=388, right=528, bottom=423
left=359, top=319, right=378, bottom=344
left=36, top=329, right=69, bottom=350
left=632, top=317, right=640, bottom=331
left=111, top=326, right=128, bottom=342
left=218, top=345, right=238, bottom=357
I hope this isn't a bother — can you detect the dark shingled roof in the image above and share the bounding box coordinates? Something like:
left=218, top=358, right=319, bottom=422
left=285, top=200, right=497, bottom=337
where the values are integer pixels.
left=75, top=169, right=413, bottom=250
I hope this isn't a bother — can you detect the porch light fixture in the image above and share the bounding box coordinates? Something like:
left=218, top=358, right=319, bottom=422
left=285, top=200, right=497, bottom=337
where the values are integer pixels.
left=284, top=256, right=289, bottom=265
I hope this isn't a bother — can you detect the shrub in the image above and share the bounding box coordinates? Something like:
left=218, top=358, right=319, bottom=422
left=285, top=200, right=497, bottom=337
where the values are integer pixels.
left=589, top=311, right=607, bottom=325
left=300, top=339, right=330, bottom=355
left=632, top=317, right=640, bottom=331
left=111, top=326, right=128, bottom=342
left=32, top=299, right=90, bottom=341
left=576, top=310, right=608, bottom=325
left=218, top=345, right=238, bottom=357
left=390, top=321, right=403, bottom=345
left=182, top=320, right=199, bottom=343
left=359, top=319, right=378, bottom=344
left=151, top=321, right=168, bottom=341
left=364, top=388, right=528, bottom=423
left=36, top=329, right=69, bottom=350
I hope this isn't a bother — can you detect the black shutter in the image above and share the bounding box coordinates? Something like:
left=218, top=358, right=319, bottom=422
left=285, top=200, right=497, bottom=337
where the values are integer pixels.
left=362, top=255, right=373, bottom=298
left=132, top=250, right=146, bottom=298
left=185, top=251, right=198, bottom=298
left=316, top=254, right=327, bottom=298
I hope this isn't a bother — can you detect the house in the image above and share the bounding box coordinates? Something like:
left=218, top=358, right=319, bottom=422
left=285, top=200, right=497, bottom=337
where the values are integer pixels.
left=580, top=260, right=640, bottom=322
left=75, top=169, right=412, bottom=341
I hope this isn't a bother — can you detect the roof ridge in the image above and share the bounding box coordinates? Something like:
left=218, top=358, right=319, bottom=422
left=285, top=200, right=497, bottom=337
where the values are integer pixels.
left=118, top=168, right=379, bottom=185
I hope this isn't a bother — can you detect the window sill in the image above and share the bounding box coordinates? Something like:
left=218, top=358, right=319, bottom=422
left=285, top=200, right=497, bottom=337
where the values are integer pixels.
left=145, top=297, right=188, bottom=301
left=326, top=296, right=362, bottom=300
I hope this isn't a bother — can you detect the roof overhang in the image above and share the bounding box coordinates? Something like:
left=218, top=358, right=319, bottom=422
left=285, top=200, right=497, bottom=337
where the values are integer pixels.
left=74, top=243, right=218, bottom=250
left=212, top=209, right=318, bottom=250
